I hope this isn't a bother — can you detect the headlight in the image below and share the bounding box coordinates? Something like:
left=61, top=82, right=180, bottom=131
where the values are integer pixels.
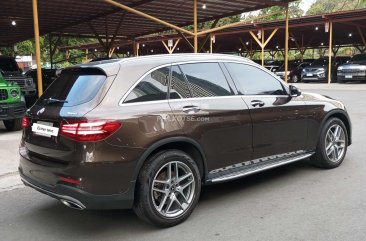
left=338, top=66, right=343, bottom=71
left=10, top=89, right=19, bottom=98
left=316, top=68, right=325, bottom=74
left=26, top=78, right=33, bottom=86
left=302, top=69, right=306, bottom=74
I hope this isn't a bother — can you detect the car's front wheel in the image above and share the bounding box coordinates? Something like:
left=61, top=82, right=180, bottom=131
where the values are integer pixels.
left=134, top=150, right=201, bottom=227
left=311, top=117, right=348, bottom=168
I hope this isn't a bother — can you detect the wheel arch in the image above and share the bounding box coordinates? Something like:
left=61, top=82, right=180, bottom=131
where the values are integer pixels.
left=132, top=137, right=208, bottom=182
left=320, top=109, right=352, bottom=145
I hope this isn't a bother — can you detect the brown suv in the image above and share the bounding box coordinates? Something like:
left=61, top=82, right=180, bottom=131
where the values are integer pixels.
left=19, top=54, right=351, bottom=227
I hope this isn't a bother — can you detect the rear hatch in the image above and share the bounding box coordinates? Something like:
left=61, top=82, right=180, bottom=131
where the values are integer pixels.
left=23, top=67, right=109, bottom=165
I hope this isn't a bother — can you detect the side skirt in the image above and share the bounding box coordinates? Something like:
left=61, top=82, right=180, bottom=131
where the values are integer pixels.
left=206, top=151, right=314, bottom=184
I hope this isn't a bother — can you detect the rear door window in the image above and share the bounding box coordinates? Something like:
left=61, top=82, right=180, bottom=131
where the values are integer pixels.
left=169, top=65, right=192, bottom=99
left=179, top=63, right=233, bottom=97
left=38, top=68, right=106, bottom=107
left=124, top=67, right=169, bottom=103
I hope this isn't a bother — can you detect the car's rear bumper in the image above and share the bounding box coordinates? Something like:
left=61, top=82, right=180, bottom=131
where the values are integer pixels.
left=0, top=102, right=26, bottom=120
left=19, top=150, right=136, bottom=210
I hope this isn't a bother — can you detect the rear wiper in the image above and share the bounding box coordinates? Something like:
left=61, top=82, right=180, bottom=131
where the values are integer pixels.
left=43, top=97, right=68, bottom=104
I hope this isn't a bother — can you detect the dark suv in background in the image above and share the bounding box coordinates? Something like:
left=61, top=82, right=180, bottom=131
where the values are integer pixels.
left=0, top=56, right=36, bottom=102
left=275, top=60, right=311, bottom=83
left=337, top=54, right=366, bottom=83
left=19, top=54, right=351, bottom=227
left=301, top=56, right=350, bottom=82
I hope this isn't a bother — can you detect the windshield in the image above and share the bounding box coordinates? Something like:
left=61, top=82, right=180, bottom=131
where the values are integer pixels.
left=0, top=58, right=20, bottom=72
left=350, top=54, right=366, bottom=62
left=38, top=68, right=106, bottom=107
left=311, top=58, right=329, bottom=66
left=278, top=62, right=298, bottom=71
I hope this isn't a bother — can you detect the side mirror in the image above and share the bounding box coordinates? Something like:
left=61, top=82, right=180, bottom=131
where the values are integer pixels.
left=289, top=85, right=301, bottom=97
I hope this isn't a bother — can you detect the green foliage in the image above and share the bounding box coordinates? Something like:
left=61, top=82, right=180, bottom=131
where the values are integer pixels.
left=0, top=36, right=95, bottom=67
left=307, top=0, right=366, bottom=15
left=253, top=2, right=304, bottom=21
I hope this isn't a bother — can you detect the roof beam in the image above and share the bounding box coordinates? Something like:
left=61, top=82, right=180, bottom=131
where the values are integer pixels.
left=104, top=0, right=194, bottom=36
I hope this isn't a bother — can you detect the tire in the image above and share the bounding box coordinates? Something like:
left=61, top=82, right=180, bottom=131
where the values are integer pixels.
left=3, top=118, right=22, bottom=131
left=291, top=75, right=300, bottom=83
left=310, top=118, right=348, bottom=169
left=133, top=150, right=201, bottom=227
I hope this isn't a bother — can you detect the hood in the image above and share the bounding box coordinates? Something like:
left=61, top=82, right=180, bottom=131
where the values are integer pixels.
left=1, top=71, right=24, bottom=77
left=339, top=63, right=366, bottom=70
left=302, top=92, right=345, bottom=110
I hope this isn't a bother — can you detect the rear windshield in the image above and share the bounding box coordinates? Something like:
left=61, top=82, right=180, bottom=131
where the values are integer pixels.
left=38, top=68, right=106, bottom=107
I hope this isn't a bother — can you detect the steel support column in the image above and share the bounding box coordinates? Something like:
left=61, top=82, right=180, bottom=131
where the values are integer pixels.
left=328, top=21, right=333, bottom=84
left=284, top=4, right=289, bottom=83
left=249, top=28, right=278, bottom=66
left=32, top=0, right=43, bottom=97
left=193, top=0, right=198, bottom=53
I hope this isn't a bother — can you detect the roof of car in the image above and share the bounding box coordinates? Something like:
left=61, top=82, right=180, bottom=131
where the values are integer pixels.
left=78, top=53, right=253, bottom=76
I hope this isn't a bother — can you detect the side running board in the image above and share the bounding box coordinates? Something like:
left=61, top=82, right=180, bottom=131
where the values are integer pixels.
left=208, top=152, right=314, bottom=183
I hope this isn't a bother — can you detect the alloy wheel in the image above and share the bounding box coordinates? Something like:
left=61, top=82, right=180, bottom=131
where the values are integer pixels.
left=151, top=161, right=196, bottom=218
left=325, top=124, right=346, bottom=162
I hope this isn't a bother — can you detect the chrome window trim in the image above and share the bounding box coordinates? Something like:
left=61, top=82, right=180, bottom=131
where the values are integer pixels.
left=118, top=60, right=289, bottom=106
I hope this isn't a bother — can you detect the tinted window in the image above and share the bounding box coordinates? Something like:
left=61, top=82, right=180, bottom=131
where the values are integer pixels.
left=170, top=66, right=192, bottom=99
left=351, top=54, right=366, bottom=62
left=38, top=68, right=106, bottom=107
left=180, top=63, right=232, bottom=97
left=0, top=58, right=19, bottom=72
left=124, top=67, right=169, bottom=103
left=226, top=63, right=286, bottom=95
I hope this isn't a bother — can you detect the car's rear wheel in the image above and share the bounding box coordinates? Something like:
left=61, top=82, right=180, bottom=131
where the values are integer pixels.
left=134, top=150, right=201, bottom=227
left=311, top=118, right=348, bottom=168
left=3, top=118, right=22, bottom=131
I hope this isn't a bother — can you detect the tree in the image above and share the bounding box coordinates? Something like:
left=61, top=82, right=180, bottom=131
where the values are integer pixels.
left=0, top=36, right=96, bottom=67
left=307, top=0, right=366, bottom=15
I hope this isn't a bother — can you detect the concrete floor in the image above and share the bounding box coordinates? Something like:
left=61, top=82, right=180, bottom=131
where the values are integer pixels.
left=0, top=83, right=365, bottom=240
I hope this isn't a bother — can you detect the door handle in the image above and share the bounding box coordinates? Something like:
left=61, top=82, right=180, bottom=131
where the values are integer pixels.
left=182, top=105, right=201, bottom=114
left=251, top=100, right=265, bottom=107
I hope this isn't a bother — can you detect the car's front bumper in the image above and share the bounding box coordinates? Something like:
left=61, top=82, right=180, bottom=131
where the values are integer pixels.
left=0, top=102, right=26, bottom=120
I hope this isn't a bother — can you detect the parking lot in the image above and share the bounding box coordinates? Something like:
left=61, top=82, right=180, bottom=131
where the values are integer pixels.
left=0, top=83, right=365, bottom=241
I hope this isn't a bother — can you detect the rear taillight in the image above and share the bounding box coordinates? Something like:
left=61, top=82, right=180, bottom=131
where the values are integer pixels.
left=22, top=116, right=30, bottom=128
left=60, top=120, right=121, bottom=142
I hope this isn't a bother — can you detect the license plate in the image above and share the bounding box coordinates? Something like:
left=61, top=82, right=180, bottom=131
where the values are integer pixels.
left=345, top=75, right=353, bottom=79
left=32, top=121, right=59, bottom=137
left=306, top=73, right=313, bottom=77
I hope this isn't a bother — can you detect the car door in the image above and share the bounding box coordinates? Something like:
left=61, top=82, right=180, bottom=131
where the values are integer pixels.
left=169, top=62, right=253, bottom=172
left=224, top=62, right=308, bottom=159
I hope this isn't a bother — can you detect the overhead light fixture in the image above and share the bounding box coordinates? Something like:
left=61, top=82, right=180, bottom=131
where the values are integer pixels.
left=202, top=4, right=206, bottom=9
left=177, top=47, right=180, bottom=51
left=116, top=47, right=119, bottom=50
left=151, top=49, right=154, bottom=53
left=142, top=43, right=145, bottom=47
left=238, top=48, right=242, bottom=51
left=315, top=26, right=319, bottom=31
left=127, top=51, right=130, bottom=55
left=348, top=33, right=353, bottom=37
left=246, top=41, right=249, bottom=45
left=94, top=49, right=97, bottom=52
left=320, top=42, right=324, bottom=46
left=11, top=20, right=16, bottom=26
left=276, top=45, right=279, bottom=49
